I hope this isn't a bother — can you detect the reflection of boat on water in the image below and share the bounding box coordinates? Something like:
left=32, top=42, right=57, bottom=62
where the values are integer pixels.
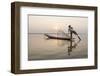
left=44, top=32, right=81, bottom=56
left=44, top=34, right=74, bottom=41
left=44, top=25, right=82, bottom=55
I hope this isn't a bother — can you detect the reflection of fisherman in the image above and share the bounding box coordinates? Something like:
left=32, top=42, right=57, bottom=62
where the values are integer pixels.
left=68, top=39, right=81, bottom=56
left=68, top=25, right=81, bottom=40
left=68, top=41, right=72, bottom=56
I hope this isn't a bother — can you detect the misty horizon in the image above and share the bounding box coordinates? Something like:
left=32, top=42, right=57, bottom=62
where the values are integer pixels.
left=28, top=15, right=88, bottom=35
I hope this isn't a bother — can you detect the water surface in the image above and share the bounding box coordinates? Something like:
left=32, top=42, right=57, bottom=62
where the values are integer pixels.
left=28, top=33, right=88, bottom=60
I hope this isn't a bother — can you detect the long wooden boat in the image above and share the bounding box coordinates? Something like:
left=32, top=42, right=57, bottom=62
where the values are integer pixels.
left=44, top=34, right=73, bottom=40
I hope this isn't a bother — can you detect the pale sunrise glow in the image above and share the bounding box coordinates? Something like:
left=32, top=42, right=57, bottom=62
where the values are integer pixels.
left=53, top=26, right=60, bottom=31
left=28, top=15, right=88, bottom=34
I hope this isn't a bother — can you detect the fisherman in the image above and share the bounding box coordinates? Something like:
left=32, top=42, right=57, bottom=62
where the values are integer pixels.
left=68, top=25, right=81, bottom=40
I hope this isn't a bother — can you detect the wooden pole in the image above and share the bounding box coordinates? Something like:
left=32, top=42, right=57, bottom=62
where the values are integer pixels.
left=70, top=31, right=72, bottom=40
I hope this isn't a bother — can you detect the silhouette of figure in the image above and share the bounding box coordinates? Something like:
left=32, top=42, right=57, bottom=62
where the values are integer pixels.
left=68, top=25, right=81, bottom=40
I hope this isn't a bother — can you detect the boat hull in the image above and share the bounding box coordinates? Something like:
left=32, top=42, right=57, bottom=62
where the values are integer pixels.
left=44, top=34, right=72, bottom=40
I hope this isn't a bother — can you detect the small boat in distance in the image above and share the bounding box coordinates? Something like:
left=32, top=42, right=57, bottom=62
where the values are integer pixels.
left=44, top=34, right=74, bottom=41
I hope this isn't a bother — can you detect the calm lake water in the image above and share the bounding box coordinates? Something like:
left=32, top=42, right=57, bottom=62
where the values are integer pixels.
left=28, top=33, right=88, bottom=60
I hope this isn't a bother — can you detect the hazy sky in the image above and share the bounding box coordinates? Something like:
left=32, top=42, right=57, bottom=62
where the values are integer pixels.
left=28, top=15, right=88, bottom=34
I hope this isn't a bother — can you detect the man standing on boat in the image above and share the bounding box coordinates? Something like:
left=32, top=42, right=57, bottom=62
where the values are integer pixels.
left=68, top=25, right=81, bottom=40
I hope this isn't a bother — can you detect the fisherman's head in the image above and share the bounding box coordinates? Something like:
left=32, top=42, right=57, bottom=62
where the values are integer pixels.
left=68, top=25, right=71, bottom=28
